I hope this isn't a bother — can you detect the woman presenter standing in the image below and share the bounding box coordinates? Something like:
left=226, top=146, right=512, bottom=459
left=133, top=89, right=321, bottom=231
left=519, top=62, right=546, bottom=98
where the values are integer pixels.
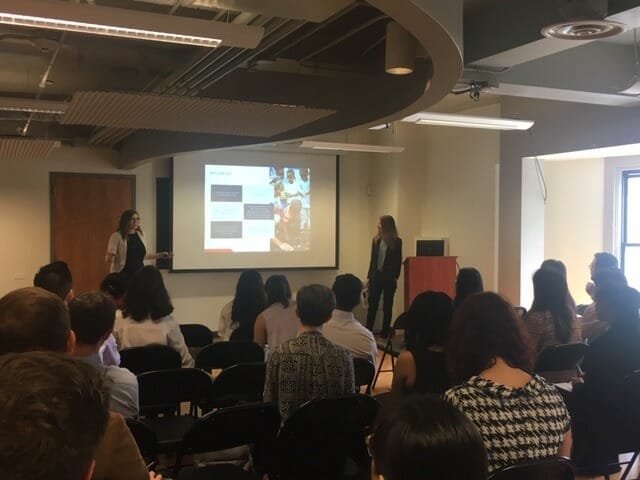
left=366, top=215, right=402, bottom=338
left=105, top=210, right=171, bottom=280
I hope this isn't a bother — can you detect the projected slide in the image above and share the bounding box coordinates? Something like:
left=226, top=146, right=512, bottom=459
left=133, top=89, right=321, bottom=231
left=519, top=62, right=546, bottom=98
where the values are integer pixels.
left=204, top=164, right=311, bottom=253
left=173, top=150, right=336, bottom=271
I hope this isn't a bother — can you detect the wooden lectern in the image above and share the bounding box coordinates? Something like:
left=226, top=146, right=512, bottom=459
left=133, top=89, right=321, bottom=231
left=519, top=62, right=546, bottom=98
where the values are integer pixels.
left=404, top=256, right=457, bottom=309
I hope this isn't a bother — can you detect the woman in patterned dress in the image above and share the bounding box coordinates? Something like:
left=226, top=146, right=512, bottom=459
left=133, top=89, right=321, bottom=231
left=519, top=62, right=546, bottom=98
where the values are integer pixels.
left=444, top=292, right=572, bottom=473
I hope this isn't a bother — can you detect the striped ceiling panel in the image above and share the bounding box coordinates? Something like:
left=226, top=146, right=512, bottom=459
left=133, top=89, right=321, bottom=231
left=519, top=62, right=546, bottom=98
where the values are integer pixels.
left=0, top=138, right=60, bottom=159
left=61, top=92, right=335, bottom=137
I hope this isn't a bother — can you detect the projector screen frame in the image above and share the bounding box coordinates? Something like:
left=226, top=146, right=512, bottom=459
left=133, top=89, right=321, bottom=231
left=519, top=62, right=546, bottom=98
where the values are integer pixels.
left=167, top=153, right=340, bottom=273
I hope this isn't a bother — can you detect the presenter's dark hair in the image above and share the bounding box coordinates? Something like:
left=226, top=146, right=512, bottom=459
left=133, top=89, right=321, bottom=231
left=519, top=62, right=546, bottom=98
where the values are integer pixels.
left=231, top=269, right=266, bottom=332
left=454, top=267, right=483, bottom=308
left=370, top=394, right=488, bottom=480
left=540, top=259, right=568, bottom=278
left=448, top=292, right=533, bottom=383
left=69, top=292, right=116, bottom=346
left=0, top=287, right=70, bottom=355
left=332, top=273, right=362, bottom=311
left=33, top=261, right=73, bottom=301
left=407, top=291, right=453, bottom=349
left=0, top=351, right=110, bottom=480
left=265, top=275, right=292, bottom=308
left=124, top=266, right=173, bottom=321
left=530, top=268, right=574, bottom=343
left=118, top=209, right=141, bottom=239
left=296, top=284, right=336, bottom=327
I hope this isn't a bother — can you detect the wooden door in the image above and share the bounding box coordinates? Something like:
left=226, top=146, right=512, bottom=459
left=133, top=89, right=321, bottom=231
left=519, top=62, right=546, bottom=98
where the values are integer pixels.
left=51, top=173, right=135, bottom=294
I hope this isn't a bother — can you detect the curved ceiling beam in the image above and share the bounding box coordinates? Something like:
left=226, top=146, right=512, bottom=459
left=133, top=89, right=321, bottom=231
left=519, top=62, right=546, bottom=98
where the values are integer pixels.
left=118, top=0, right=462, bottom=168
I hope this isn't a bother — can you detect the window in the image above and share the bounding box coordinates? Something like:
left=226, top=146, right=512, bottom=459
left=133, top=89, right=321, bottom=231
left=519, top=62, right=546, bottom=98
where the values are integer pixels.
left=621, top=170, right=640, bottom=290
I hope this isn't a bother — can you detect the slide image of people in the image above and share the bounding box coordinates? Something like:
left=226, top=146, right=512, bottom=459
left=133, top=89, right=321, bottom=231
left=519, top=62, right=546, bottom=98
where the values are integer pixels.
left=205, top=164, right=311, bottom=253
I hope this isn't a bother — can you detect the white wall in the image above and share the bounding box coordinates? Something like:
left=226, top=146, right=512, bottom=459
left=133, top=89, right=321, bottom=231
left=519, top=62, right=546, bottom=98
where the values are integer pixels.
left=543, top=157, right=605, bottom=305
left=0, top=146, right=161, bottom=295
left=0, top=145, right=372, bottom=330
left=370, top=103, right=501, bottom=314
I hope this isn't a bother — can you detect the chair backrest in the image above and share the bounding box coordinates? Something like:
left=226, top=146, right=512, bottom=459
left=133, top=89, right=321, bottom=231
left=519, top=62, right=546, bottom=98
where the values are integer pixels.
left=206, top=362, right=266, bottom=409
left=277, top=394, right=379, bottom=479
left=599, top=370, right=640, bottom=454
left=535, top=343, right=588, bottom=373
left=179, top=324, right=213, bottom=347
left=137, top=368, right=212, bottom=417
left=489, top=457, right=574, bottom=480
left=120, top=344, right=182, bottom=375
left=126, top=418, right=158, bottom=463
left=195, top=341, right=264, bottom=371
left=174, top=403, right=280, bottom=476
left=353, top=357, right=375, bottom=392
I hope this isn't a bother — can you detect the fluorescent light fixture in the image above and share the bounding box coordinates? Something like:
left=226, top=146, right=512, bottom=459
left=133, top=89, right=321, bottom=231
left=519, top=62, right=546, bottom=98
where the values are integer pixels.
left=532, top=143, right=640, bottom=161
left=369, top=123, right=390, bottom=130
left=300, top=140, right=404, bottom=153
left=0, top=97, right=68, bottom=115
left=0, top=0, right=264, bottom=49
left=402, top=112, right=534, bottom=131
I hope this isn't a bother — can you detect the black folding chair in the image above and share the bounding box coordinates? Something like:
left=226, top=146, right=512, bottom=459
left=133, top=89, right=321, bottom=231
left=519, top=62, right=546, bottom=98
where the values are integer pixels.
left=201, top=362, right=266, bottom=412
left=180, top=324, right=214, bottom=347
left=137, top=368, right=212, bottom=453
left=489, top=457, right=574, bottom=480
left=195, top=342, right=264, bottom=371
left=534, top=343, right=588, bottom=375
left=126, top=418, right=159, bottom=468
left=276, top=394, right=379, bottom=480
left=371, top=312, right=410, bottom=390
left=120, top=344, right=182, bottom=375
left=173, top=403, right=280, bottom=479
left=353, top=357, right=375, bottom=394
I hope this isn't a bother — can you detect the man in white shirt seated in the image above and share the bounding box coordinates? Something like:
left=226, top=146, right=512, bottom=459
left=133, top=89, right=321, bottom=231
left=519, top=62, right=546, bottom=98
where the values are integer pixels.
left=69, top=292, right=139, bottom=419
left=323, top=274, right=378, bottom=365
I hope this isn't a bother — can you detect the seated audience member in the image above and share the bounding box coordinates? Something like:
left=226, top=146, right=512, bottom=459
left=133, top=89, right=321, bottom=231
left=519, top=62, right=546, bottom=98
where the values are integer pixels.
left=370, top=395, right=488, bottom=480
left=453, top=267, right=483, bottom=308
left=70, top=292, right=139, bottom=419
left=525, top=268, right=581, bottom=382
left=323, top=273, right=377, bottom=364
left=540, top=259, right=577, bottom=311
left=581, top=285, right=640, bottom=387
left=0, top=287, right=153, bottom=480
left=98, top=272, right=127, bottom=366
left=0, top=351, right=110, bottom=480
left=34, top=262, right=120, bottom=366
left=218, top=269, right=266, bottom=341
left=254, top=275, right=298, bottom=349
left=444, top=292, right=571, bottom=473
left=264, top=284, right=355, bottom=422
left=115, top=265, right=194, bottom=367
left=33, top=260, right=74, bottom=303
left=393, top=291, right=453, bottom=394
left=582, top=266, right=627, bottom=341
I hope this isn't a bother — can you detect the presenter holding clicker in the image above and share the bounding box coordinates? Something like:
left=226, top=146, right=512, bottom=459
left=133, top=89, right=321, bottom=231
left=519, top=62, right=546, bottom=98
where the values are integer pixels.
left=366, top=215, right=402, bottom=338
left=105, top=209, right=172, bottom=279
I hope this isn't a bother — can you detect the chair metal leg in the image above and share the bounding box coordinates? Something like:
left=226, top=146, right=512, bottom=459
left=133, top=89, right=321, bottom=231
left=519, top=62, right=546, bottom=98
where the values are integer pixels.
left=371, top=336, right=393, bottom=390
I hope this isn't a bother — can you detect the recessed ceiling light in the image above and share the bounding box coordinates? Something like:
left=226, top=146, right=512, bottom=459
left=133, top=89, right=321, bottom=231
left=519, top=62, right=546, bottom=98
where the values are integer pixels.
left=541, top=19, right=626, bottom=40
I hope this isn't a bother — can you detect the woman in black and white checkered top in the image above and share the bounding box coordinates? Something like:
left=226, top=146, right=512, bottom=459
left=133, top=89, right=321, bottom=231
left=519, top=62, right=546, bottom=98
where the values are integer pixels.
left=444, top=292, right=572, bottom=473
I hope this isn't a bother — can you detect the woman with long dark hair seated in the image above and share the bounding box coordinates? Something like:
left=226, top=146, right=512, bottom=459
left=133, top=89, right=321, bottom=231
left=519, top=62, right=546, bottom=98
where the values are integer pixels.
left=392, top=291, right=453, bottom=394
left=453, top=268, right=483, bottom=309
left=253, top=275, right=298, bottom=349
left=217, top=270, right=266, bottom=342
left=113, top=265, right=193, bottom=367
left=444, top=292, right=571, bottom=474
left=525, top=268, right=581, bottom=381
